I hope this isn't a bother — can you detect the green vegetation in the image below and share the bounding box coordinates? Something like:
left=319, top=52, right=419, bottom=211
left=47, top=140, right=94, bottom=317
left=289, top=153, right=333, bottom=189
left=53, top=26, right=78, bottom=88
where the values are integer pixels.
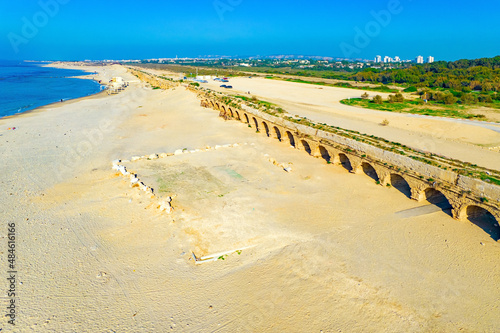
left=403, top=86, right=418, bottom=92
left=341, top=97, right=490, bottom=120
left=373, top=95, right=383, bottom=104
left=234, top=95, right=276, bottom=108
left=353, top=56, right=500, bottom=92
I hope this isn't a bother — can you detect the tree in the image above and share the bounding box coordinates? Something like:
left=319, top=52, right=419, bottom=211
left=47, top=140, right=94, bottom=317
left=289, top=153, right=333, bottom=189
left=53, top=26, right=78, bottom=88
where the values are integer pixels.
left=443, top=94, right=457, bottom=105
left=373, top=95, right=383, bottom=104
left=361, top=92, right=370, bottom=99
left=394, top=92, right=405, bottom=102
left=461, top=93, right=477, bottom=104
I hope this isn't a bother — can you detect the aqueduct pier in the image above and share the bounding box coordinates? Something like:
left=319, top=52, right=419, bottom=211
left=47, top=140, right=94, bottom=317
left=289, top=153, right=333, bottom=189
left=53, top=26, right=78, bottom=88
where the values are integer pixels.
left=198, top=94, right=500, bottom=240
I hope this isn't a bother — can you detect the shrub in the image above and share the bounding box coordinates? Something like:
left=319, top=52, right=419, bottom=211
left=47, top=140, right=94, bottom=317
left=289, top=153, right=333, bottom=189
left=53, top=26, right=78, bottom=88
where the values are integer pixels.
left=373, top=95, right=383, bottom=104
left=443, top=94, right=457, bottom=105
left=461, top=93, right=478, bottom=104
left=403, top=86, right=417, bottom=93
left=361, top=92, right=370, bottom=99
left=394, top=92, right=404, bottom=102
left=380, top=119, right=390, bottom=126
left=478, top=94, right=493, bottom=103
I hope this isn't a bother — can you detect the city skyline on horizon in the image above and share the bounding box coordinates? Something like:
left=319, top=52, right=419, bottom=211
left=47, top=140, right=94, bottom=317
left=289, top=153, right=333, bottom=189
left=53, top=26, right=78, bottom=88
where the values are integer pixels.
left=1, top=1, right=499, bottom=62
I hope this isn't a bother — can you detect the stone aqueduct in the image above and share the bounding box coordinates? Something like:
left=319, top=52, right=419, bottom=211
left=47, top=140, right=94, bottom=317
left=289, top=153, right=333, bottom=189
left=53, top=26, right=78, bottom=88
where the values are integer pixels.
left=126, top=68, right=500, bottom=238
left=198, top=95, right=500, bottom=237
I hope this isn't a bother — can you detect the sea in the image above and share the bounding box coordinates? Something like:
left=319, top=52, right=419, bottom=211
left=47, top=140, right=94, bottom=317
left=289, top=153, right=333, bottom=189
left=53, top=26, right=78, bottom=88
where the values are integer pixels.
left=0, top=60, right=104, bottom=118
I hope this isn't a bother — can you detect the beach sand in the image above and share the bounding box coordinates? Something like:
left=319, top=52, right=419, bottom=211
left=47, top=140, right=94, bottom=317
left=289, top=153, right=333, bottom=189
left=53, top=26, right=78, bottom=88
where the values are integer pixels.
left=0, top=64, right=499, bottom=332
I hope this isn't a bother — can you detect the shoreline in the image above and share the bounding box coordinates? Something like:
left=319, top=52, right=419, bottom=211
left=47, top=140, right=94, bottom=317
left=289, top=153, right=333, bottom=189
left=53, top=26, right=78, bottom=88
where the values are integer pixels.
left=0, top=89, right=109, bottom=121
left=0, top=62, right=109, bottom=121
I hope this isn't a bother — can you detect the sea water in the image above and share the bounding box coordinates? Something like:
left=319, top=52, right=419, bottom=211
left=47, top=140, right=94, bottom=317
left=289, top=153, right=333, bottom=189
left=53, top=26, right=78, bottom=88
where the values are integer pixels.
left=0, top=60, right=104, bottom=118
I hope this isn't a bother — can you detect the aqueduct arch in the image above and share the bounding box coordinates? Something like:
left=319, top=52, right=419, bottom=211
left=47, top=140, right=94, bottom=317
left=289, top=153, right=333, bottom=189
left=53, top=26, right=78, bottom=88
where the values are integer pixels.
left=362, top=162, right=379, bottom=182
left=339, top=153, right=353, bottom=172
left=319, top=145, right=331, bottom=163
left=390, top=174, right=412, bottom=198
left=285, top=131, right=296, bottom=147
left=252, top=117, right=259, bottom=131
left=244, top=113, right=250, bottom=124
left=300, top=140, right=312, bottom=155
left=462, top=205, right=500, bottom=241
left=273, top=126, right=282, bottom=141
left=424, top=188, right=452, bottom=215
left=262, top=122, right=270, bottom=137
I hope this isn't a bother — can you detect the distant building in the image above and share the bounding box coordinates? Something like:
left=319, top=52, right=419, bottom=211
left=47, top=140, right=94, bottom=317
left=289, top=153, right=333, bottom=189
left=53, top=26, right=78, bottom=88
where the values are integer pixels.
left=426, top=56, right=435, bottom=64
left=383, top=56, right=392, bottom=63
left=375, top=55, right=382, bottom=63
left=394, top=56, right=401, bottom=62
left=415, top=55, right=424, bottom=64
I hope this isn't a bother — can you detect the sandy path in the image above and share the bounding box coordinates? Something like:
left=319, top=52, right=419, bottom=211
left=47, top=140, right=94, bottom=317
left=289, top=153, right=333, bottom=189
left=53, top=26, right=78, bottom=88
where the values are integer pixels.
left=0, top=65, right=499, bottom=332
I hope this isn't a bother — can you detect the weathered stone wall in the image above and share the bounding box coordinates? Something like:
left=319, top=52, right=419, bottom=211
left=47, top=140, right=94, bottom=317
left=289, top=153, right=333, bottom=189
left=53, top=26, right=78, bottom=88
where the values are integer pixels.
left=129, top=69, right=180, bottom=90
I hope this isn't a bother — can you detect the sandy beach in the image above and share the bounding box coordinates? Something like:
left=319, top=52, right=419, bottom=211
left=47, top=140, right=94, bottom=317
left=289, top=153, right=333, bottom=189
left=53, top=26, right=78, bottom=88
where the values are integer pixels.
left=1, top=64, right=499, bottom=332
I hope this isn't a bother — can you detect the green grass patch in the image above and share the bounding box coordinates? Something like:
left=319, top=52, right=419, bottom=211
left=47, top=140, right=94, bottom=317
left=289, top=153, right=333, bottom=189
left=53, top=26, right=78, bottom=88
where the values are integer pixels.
left=341, top=98, right=491, bottom=121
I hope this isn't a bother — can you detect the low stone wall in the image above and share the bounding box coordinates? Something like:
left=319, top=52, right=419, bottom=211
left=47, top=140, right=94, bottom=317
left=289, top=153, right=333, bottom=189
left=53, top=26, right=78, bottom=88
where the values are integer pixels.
left=128, top=69, right=180, bottom=90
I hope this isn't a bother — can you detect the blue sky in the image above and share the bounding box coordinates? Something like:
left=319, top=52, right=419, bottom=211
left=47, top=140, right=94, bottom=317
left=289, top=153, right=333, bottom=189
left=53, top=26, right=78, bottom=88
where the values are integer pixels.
left=1, top=0, right=499, bottom=61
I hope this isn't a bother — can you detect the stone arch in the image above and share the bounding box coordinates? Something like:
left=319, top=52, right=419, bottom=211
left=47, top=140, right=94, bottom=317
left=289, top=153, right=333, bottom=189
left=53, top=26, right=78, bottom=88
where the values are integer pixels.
left=318, top=145, right=331, bottom=163
left=423, top=188, right=452, bottom=216
left=361, top=162, right=379, bottom=181
left=338, top=153, right=353, bottom=172
left=462, top=205, right=499, bottom=241
left=228, top=107, right=234, bottom=117
left=300, top=140, right=312, bottom=155
left=390, top=174, right=411, bottom=199
left=285, top=131, right=296, bottom=147
left=210, top=100, right=215, bottom=109
left=215, top=103, right=220, bottom=110
left=273, top=127, right=282, bottom=141
left=262, top=122, right=270, bottom=137
left=252, top=117, right=259, bottom=131
left=244, top=113, right=250, bottom=124
left=221, top=105, right=226, bottom=114
left=235, top=111, right=240, bottom=120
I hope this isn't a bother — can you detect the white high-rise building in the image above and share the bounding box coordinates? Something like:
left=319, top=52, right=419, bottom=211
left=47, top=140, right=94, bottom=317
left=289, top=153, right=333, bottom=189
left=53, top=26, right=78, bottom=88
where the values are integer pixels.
left=375, top=55, right=382, bottom=63
left=415, top=55, right=424, bottom=64
left=426, top=56, right=434, bottom=63
left=383, top=56, right=392, bottom=63
left=394, top=56, right=401, bottom=62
